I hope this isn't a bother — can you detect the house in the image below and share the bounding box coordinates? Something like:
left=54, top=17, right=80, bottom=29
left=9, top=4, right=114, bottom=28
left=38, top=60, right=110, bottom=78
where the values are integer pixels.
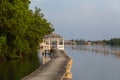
left=40, top=33, right=64, bottom=50
left=64, top=40, right=77, bottom=45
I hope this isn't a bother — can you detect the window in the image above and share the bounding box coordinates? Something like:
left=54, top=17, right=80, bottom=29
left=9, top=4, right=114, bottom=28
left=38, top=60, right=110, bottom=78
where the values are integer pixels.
left=59, top=42, right=63, bottom=45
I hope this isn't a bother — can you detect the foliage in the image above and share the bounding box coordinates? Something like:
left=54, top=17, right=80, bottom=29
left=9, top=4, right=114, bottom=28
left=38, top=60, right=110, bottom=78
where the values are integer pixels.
left=90, top=38, right=120, bottom=46
left=109, top=38, right=120, bottom=46
left=75, top=39, right=85, bottom=45
left=0, top=0, right=54, bottom=60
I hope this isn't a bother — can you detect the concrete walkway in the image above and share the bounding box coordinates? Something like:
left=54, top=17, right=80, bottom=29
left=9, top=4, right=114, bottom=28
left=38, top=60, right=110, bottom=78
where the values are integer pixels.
left=22, top=49, right=69, bottom=80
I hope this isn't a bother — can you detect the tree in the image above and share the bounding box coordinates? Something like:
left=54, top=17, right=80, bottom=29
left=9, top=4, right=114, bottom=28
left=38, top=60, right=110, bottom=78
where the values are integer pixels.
left=0, top=0, right=54, bottom=60
left=109, top=38, right=120, bottom=46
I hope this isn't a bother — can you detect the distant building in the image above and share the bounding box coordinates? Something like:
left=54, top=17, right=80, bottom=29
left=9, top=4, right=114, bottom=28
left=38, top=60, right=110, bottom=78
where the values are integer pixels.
left=65, top=40, right=76, bottom=45
left=85, top=41, right=91, bottom=45
left=40, top=33, right=64, bottom=50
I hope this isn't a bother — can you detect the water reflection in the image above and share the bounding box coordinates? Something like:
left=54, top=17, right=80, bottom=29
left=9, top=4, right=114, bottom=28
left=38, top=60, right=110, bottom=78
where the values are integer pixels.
left=0, top=54, right=40, bottom=80
left=42, top=55, right=52, bottom=65
left=65, top=45, right=120, bottom=80
left=38, top=50, right=54, bottom=65
left=66, top=45, right=120, bottom=60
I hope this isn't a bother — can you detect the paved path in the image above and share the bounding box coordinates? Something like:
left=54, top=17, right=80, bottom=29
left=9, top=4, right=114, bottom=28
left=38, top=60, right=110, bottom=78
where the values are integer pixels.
left=22, top=49, right=69, bottom=80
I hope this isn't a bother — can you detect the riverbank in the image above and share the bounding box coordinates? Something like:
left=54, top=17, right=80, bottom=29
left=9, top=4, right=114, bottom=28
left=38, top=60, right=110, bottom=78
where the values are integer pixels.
left=22, top=49, right=72, bottom=80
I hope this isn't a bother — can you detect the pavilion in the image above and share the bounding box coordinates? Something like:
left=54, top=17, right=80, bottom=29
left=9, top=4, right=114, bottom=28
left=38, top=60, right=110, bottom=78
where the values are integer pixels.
left=40, top=33, right=64, bottom=50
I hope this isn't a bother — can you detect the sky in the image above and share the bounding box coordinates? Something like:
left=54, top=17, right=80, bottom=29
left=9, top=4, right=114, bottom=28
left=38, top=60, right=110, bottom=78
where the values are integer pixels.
left=30, top=0, right=120, bottom=40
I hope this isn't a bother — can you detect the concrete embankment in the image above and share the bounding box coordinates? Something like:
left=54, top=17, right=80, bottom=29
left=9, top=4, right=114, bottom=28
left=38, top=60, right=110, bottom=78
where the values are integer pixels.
left=22, top=49, right=72, bottom=80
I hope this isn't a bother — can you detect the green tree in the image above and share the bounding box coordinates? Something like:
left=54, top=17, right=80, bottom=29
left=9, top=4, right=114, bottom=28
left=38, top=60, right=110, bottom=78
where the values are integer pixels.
left=0, top=0, right=54, bottom=60
left=109, top=38, right=120, bottom=46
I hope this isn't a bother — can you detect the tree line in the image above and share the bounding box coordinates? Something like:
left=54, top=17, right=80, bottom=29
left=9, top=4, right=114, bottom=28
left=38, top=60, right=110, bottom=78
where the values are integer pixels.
left=106, top=38, right=120, bottom=46
left=0, top=0, right=54, bottom=60
left=72, top=38, right=120, bottom=46
left=90, top=38, right=120, bottom=46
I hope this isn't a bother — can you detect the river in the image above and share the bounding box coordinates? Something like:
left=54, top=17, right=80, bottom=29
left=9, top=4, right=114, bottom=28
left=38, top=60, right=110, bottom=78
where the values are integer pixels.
left=65, top=45, right=120, bottom=80
left=0, top=53, right=41, bottom=80
left=0, top=45, right=120, bottom=80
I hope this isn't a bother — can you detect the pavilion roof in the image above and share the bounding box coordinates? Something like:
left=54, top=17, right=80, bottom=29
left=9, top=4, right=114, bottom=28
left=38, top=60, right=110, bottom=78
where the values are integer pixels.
left=44, top=33, right=63, bottom=39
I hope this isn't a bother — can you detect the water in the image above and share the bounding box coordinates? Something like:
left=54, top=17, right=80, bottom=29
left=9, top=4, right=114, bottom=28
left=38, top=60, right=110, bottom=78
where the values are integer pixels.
left=0, top=49, right=55, bottom=80
left=1, top=46, right=120, bottom=80
left=0, top=53, right=41, bottom=80
left=65, top=45, right=120, bottom=80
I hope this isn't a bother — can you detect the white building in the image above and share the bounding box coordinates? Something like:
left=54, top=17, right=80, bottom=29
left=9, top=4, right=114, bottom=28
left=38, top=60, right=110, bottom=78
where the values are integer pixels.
left=40, top=33, right=64, bottom=50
